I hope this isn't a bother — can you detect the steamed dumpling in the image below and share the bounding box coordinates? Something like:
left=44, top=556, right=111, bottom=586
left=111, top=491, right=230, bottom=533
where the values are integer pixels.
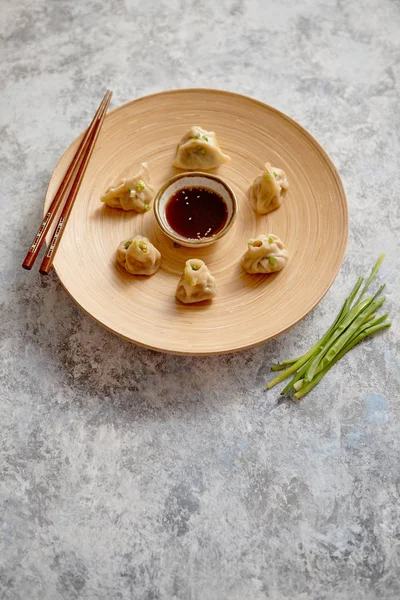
left=173, top=126, right=231, bottom=170
left=117, top=235, right=161, bottom=275
left=101, top=163, right=155, bottom=212
left=241, top=234, right=288, bottom=274
left=249, top=163, right=289, bottom=215
left=176, top=259, right=217, bottom=303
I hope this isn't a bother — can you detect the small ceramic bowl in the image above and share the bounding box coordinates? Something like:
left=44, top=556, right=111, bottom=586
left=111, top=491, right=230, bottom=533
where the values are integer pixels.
left=154, top=172, right=238, bottom=248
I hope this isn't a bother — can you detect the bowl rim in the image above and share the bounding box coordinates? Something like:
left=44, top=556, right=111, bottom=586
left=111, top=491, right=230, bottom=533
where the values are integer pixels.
left=153, top=171, right=238, bottom=246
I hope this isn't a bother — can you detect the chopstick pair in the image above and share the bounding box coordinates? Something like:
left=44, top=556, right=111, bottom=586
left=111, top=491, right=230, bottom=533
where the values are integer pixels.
left=22, top=90, right=113, bottom=274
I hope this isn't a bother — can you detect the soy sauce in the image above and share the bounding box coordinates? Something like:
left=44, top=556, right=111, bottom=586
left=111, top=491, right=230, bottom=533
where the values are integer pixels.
left=166, top=187, right=228, bottom=239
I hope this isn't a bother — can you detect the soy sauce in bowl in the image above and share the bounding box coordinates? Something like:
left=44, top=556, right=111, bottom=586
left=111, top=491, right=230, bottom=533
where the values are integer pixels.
left=166, top=187, right=228, bottom=240
left=154, top=172, right=237, bottom=248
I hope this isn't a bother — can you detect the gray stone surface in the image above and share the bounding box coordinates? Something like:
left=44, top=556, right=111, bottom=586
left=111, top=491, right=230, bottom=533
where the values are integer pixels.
left=1, top=0, right=400, bottom=598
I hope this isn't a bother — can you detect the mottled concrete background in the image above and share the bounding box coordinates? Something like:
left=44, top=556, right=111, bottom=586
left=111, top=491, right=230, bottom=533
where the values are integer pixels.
left=1, top=0, right=400, bottom=598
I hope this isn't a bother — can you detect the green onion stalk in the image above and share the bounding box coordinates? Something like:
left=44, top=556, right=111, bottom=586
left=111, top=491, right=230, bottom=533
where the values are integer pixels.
left=266, top=254, right=391, bottom=399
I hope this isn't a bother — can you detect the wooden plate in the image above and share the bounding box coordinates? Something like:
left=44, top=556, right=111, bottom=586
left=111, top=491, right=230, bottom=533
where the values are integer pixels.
left=45, top=89, right=348, bottom=355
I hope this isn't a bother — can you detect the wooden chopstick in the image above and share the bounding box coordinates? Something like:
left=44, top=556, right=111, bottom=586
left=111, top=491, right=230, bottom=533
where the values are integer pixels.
left=39, top=90, right=112, bottom=275
left=22, top=90, right=112, bottom=271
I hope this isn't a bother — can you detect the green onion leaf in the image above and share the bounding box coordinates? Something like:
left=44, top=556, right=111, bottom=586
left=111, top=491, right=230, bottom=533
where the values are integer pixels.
left=194, top=133, right=200, bottom=139
left=355, top=253, right=385, bottom=305
left=124, top=240, right=132, bottom=249
left=202, top=135, right=209, bottom=141
left=136, top=180, right=145, bottom=192
left=269, top=257, right=277, bottom=265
